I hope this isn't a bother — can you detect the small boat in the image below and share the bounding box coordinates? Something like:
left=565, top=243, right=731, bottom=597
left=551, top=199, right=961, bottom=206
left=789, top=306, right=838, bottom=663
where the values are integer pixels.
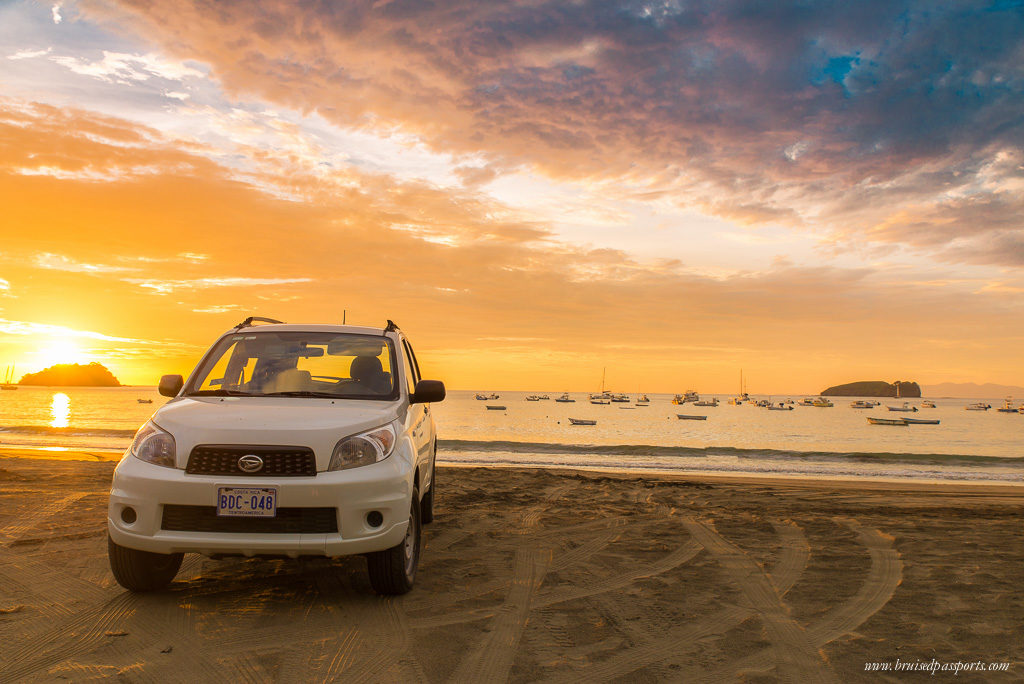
left=767, top=403, right=793, bottom=411
left=887, top=402, right=917, bottom=412
left=694, top=398, right=718, bottom=407
left=537, top=395, right=550, bottom=400
left=485, top=405, right=506, bottom=410
left=799, top=397, right=815, bottom=406
left=671, top=394, right=685, bottom=405
left=867, top=417, right=907, bottom=426
left=554, top=393, right=575, bottom=403
left=590, top=398, right=610, bottom=405
left=811, top=397, right=834, bottom=407
left=965, top=402, right=991, bottom=411
left=728, top=397, right=743, bottom=405
left=137, top=399, right=153, bottom=404
left=676, top=414, right=707, bottom=420
left=850, top=400, right=875, bottom=409
left=921, top=400, right=936, bottom=408
left=525, top=395, right=541, bottom=401
left=611, top=394, right=630, bottom=403
left=996, top=397, right=1017, bottom=413
left=618, top=406, right=636, bottom=410
left=475, top=393, right=488, bottom=400
left=684, top=390, right=699, bottom=403
left=902, top=417, right=940, bottom=425
left=569, top=418, right=596, bottom=426
left=635, top=394, right=650, bottom=406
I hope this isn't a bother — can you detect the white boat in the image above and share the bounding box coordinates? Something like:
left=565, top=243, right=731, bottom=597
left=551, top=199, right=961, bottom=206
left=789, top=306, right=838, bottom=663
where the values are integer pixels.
left=590, top=398, right=611, bottom=405
left=525, top=395, right=541, bottom=401
left=635, top=394, right=650, bottom=406
left=996, top=397, right=1017, bottom=413
left=965, top=402, right=991, bottom=411
left=887, top=402, right=918, bottom=412
left=569, top=418, right=596, bottom=426
left=767, top=403, right=793, bottom=411
left=683, top=390, right=699, bottom=403
left=537, top=395, right=550, bottom=400
left=850, top=400, right=875, bottom=409
left=694, top=398, right=718, bottom=407
left=554, top=393, right=575, bottom=403
left=811, top=397, right=833, bottom=407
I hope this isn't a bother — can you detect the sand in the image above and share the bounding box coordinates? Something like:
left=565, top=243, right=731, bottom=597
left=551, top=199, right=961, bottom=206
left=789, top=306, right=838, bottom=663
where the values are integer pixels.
left=0, top=449, right=1021, bottom=682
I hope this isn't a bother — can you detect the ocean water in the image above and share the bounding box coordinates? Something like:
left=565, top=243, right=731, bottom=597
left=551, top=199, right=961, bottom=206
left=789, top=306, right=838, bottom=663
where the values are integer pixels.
left=1, top=387, right=1021, bottom=484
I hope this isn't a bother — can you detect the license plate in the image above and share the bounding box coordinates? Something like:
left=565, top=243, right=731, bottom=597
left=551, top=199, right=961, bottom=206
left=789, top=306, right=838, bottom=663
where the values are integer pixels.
left=217, top=487, right=277, bottom=517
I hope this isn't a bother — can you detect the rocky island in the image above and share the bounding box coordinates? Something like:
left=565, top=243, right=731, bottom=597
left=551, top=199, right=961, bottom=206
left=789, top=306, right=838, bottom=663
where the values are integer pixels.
left=820, top=380, right=921, bottom=398
left=17, top=362, right=121, bottom=387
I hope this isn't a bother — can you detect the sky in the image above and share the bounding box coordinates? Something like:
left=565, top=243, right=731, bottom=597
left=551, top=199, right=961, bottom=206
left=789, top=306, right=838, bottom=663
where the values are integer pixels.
left=0, top=0, right=1022, bottom=393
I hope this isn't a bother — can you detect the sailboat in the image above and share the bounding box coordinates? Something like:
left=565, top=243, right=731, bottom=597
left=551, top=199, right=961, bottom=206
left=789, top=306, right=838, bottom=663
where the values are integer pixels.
left=728, top=370, right=747, bottom=405
left=590, top=367, right=611, bottom=404
left=2, top=364, right=17, bottom=390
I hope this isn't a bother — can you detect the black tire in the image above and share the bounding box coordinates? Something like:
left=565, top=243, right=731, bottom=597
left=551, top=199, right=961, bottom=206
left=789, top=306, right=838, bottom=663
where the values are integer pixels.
left=108, top=535, right=184, bottom=592
left=420, top=463, right=435, bottom=525
left=366, top=486, right=421, bottom=595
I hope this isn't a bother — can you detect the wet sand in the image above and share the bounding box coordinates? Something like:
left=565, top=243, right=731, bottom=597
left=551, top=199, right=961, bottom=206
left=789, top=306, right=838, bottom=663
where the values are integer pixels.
left=0, top=450, right=1021, bottom=682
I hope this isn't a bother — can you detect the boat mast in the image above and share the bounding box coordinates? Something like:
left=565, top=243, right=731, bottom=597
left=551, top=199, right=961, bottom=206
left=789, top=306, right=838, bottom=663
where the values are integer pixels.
left=601, top=367, right=606, bottom=394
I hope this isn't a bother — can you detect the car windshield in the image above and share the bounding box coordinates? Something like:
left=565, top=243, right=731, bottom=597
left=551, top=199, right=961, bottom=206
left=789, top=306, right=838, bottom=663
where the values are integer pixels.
left=187, top=332, right=398, bottom=400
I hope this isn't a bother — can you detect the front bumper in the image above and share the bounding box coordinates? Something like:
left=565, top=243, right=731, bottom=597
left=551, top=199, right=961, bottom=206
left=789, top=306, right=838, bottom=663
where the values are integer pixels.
left=108, top=452, right=412, bottom=557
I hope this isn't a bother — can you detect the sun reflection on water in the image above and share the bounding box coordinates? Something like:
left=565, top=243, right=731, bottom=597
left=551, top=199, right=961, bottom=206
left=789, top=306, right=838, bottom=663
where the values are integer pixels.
left=50, top=392, right=70, bottom=428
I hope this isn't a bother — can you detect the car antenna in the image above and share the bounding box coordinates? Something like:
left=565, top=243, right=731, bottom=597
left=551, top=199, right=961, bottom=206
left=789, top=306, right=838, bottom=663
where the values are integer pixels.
left=384, top=319, right=399, bottom=332
left=234, top=316, right=284, bottom=330
left=343, top=309, right=346, bottom=325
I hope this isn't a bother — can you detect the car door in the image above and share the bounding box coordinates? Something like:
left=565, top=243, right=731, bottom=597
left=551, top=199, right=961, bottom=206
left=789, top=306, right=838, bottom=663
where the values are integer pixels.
left=400, top=337, right=432, bottom=484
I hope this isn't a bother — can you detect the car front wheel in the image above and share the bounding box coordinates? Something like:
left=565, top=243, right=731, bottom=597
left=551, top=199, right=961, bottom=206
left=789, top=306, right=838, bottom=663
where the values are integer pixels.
left=108, top=535, right=184, bottom=592
left=366, top=486, right=421, bottom=595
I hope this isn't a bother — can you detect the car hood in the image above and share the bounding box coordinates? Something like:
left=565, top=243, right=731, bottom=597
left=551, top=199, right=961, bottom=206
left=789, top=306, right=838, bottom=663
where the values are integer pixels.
left=152, top=396, right=403, bottom=470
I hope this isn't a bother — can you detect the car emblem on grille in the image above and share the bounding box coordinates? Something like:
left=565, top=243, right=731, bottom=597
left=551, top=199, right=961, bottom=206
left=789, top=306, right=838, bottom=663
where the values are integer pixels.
left=237, top=454, right=264, bottom=473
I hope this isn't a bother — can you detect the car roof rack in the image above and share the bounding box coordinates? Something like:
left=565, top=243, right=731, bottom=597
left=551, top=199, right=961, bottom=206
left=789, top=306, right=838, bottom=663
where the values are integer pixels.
left=234, top=316, right=284, bottom=330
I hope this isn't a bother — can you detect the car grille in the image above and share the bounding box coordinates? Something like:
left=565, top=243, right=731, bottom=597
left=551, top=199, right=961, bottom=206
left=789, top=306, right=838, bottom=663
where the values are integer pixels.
left=161, top=505, right=338, bottom=534
left=185, top=445, right=317, bottom=477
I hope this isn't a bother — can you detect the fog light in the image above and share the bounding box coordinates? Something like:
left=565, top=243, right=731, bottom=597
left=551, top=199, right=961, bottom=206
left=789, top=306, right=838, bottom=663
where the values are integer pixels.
left=366, top=511, right=383, bottom=528
left=120, top=506, right=137, bottom=524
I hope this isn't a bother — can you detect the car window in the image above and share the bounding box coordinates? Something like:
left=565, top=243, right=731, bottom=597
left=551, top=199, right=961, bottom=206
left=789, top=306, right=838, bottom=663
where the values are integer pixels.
left=189, top=332, right=397, bottom=399
left=400, top=339, right=417, bottom=394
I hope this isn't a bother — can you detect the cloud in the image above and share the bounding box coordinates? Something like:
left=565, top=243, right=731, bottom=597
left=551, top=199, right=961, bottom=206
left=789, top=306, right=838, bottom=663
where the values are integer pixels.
left=51, top=3, right=62, bottom=24
left=124, top=277, right=314, bottom=295
left=0, top=317, right=139, bottom=343
left=7, top=48, right=53, bottom=60
left=34, top=252, right=135, bottom=273
left=84, top=0, right=1024, bottom=267
left=50, top=50, right=204, bottom=85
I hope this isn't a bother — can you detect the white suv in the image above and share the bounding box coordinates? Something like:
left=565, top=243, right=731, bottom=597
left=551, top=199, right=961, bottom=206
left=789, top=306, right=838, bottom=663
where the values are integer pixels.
left=107, top=318, right=444, bottom=595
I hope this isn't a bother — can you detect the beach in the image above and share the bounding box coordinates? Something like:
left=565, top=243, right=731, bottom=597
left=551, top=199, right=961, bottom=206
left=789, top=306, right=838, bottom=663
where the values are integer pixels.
left=1, top=449, right=1021, bottom=682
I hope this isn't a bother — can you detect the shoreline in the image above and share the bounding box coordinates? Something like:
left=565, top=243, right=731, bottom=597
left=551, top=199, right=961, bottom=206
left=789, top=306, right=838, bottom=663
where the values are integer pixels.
left=2, top=445, right=1022, bottom=493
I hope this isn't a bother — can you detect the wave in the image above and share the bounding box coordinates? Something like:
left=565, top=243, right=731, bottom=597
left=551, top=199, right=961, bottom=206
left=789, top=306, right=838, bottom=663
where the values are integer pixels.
left=0, top=425, right=137, bottom=438
left=438, top=439, right=1024, bottom=467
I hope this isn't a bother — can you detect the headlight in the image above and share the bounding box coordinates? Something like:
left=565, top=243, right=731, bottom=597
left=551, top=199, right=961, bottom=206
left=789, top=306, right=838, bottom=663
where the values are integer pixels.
left=329, top=424, right=396, bottom=471
left=130, top=421, right=176, bottom=468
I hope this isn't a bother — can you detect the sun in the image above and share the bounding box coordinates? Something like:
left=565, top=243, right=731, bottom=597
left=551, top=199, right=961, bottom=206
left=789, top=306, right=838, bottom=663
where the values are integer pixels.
left=36, top=338, right=88, bottom=367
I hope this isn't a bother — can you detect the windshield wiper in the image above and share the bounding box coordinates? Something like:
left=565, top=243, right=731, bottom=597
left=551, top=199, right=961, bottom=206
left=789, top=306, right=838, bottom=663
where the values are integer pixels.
left=259, top=391, right=341, bottom=398
left=186, top=389, right=259, bottom=397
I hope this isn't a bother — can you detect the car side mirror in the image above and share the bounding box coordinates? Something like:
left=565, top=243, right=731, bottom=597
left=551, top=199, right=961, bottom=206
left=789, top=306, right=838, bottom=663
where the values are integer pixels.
left=411, top=379, right=445, bottom=404
left=159, top=374, right=184, bottom=397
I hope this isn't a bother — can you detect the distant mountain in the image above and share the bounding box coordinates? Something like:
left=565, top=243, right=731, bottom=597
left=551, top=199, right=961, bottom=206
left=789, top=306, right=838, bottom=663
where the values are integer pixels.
left=921, top=382, right=1024, bottom=399
left=18, top=362, right=121, bottom=387
left=820, top=380, right=921, bottom=398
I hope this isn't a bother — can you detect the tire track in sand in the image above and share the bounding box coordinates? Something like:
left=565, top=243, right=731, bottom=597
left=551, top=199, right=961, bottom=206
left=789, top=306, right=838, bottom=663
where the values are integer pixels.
left=539, top=520, right=810, bottom=682
left=697, top=518, right=902, bottom=683
left=446, top=546, right=551, bottom=683
left=0, top=492, right=92, bottom=545
left=682, top=519, right=834, bottom=683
